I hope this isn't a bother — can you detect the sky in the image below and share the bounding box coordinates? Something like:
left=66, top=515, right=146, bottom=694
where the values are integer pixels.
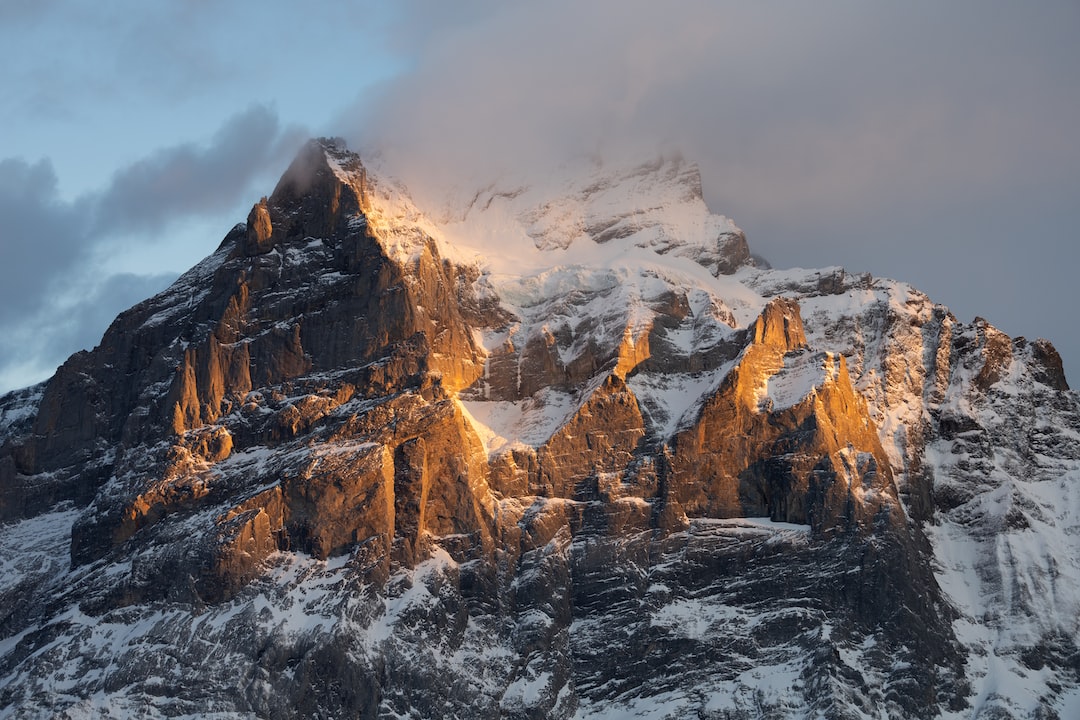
left=1, top=1, right=1078, bottom=393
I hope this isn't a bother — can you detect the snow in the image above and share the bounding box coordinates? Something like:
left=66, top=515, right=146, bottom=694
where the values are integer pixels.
left=459, top=389, right=578, bottom=455
left=650, top=598, right=742, bottom=640
left=1056, top=686, right=1080, bottom=718
left=424, top=158, right=769, bottom=452
left=576, top=691, right=696, bottom=720
left=755, top=350, right=840, bottom=412
left=715, top=516, right=812, bottom=532
left=353, top=152, right=815, bottom=460
left=501, top=666, right=554, bottom=708
left=136, top=240, right=233, bottom=330
left=777, top=261, right=1080, bottom=716
left=367, top=150, right=766, bottom=375
left=573, top=654, right=812, bottom=720
left=930, top=469, right=1080, bottom=717
left=363, top=546, right=459, bottom=649
left=0, top=384, right=43, bottom=433
left=0, top=506, right=79, bottom=597
left=627, top=364, right=734, bottom=438
left=429, top=155, right=739, bottom=270
left=693, top=516, right=813, bottom=539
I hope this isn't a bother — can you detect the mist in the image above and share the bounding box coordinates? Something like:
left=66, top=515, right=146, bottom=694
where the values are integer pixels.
left=342, top=0, right=1080, bottom=382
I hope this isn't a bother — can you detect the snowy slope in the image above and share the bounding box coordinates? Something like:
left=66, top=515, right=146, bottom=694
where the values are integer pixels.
left=371, top=155, right=768, bottom=446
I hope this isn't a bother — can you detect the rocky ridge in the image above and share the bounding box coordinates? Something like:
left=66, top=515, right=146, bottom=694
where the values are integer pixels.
left=0, top=139, right=1077, bottom=719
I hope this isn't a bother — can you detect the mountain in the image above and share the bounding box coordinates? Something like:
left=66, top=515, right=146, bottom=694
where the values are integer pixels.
left=1, top=138, right=1078, bottom=719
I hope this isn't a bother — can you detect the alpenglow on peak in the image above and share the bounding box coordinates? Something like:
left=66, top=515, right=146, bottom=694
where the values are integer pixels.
left=0, top=137, right=1077, bottom=719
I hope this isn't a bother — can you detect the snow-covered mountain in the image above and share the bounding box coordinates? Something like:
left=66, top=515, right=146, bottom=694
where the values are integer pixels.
left=0, top=138, right=1077, bottom=719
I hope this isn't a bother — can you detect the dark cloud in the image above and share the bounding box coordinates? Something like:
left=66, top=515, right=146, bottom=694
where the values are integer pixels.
left=348, top=0, right=1080, bottom=384
left=52, top=273, right=179, bottom=360
left=0, top=106, right=302, bottom=392
left=94, top=105, right=302, bottom=236
left=0, top=158, right=88, bottom=326
left=0, top=272, right=178, bottom=392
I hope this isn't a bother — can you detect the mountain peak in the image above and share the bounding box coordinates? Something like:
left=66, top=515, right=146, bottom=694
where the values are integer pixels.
left=752, top=296, right=808, bottom=351
left=1, top=136, right=1079, bottom=718
left=237, top=138, right=370, bottom=257
left=270, top=137, right=362, bottom=200
left=409, top=153, right=753, bottom=284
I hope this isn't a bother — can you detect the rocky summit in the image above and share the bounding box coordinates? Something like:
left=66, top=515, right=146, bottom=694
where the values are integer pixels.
left=1, top=138, right=1079, bottom=719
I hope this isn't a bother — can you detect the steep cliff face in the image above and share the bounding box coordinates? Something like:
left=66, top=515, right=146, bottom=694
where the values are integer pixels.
left=746, top=268, right=1080, bottom=719
left=0, top=139, right=1077, bottom=719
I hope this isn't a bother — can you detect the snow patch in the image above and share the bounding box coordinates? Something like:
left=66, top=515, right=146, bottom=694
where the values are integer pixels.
left=756, top=350, right=840, bottom=412
left=628, top=364, right=735, bottom=439
left=459, top=390, right=578, bottom=455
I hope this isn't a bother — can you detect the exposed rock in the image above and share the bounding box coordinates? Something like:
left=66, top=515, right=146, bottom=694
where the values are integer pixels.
left=244, top=198, right=274, bottom=255
left=1032, top=336, right=1070, bottom=390
left=752, top=295, right=808, bottom=351
left=282, top=442, right=395, bottom=560
left=972, top=316, right=1014, bottom=391
left=667, top=299, right=898, bottom=534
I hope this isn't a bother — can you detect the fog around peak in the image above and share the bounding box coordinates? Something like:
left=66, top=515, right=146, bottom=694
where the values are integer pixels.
left=337, top=1, right=1080, bottom=383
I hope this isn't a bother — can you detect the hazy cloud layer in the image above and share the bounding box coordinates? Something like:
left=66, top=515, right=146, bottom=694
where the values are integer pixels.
left=0, top=105, right=302, bottom=392
left=357, top=1, right=1080, bottom=228
left=0, top=272, right=179, bottom=394
left=348, top=0, right=1080, bottom=380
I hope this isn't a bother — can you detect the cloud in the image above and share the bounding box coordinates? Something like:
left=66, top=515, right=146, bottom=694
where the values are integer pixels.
left=0, top=272, right=178, bottom=393
left=0, top=105, right=303, bottom=393
left=0, top=158, right=88, bottom=327
left=5, top=1, right=1079, bottom=392
left=346, top=0, right=1080, bottom=382
left=94, top=105, right=302, bottom=236
left=58, top=273, right=180, bottom=357
left=355, top=1, right=1079, bottom=222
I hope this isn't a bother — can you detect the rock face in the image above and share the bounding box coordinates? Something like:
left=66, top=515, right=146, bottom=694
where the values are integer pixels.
left=0, top=139, right=1078, bottom=719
